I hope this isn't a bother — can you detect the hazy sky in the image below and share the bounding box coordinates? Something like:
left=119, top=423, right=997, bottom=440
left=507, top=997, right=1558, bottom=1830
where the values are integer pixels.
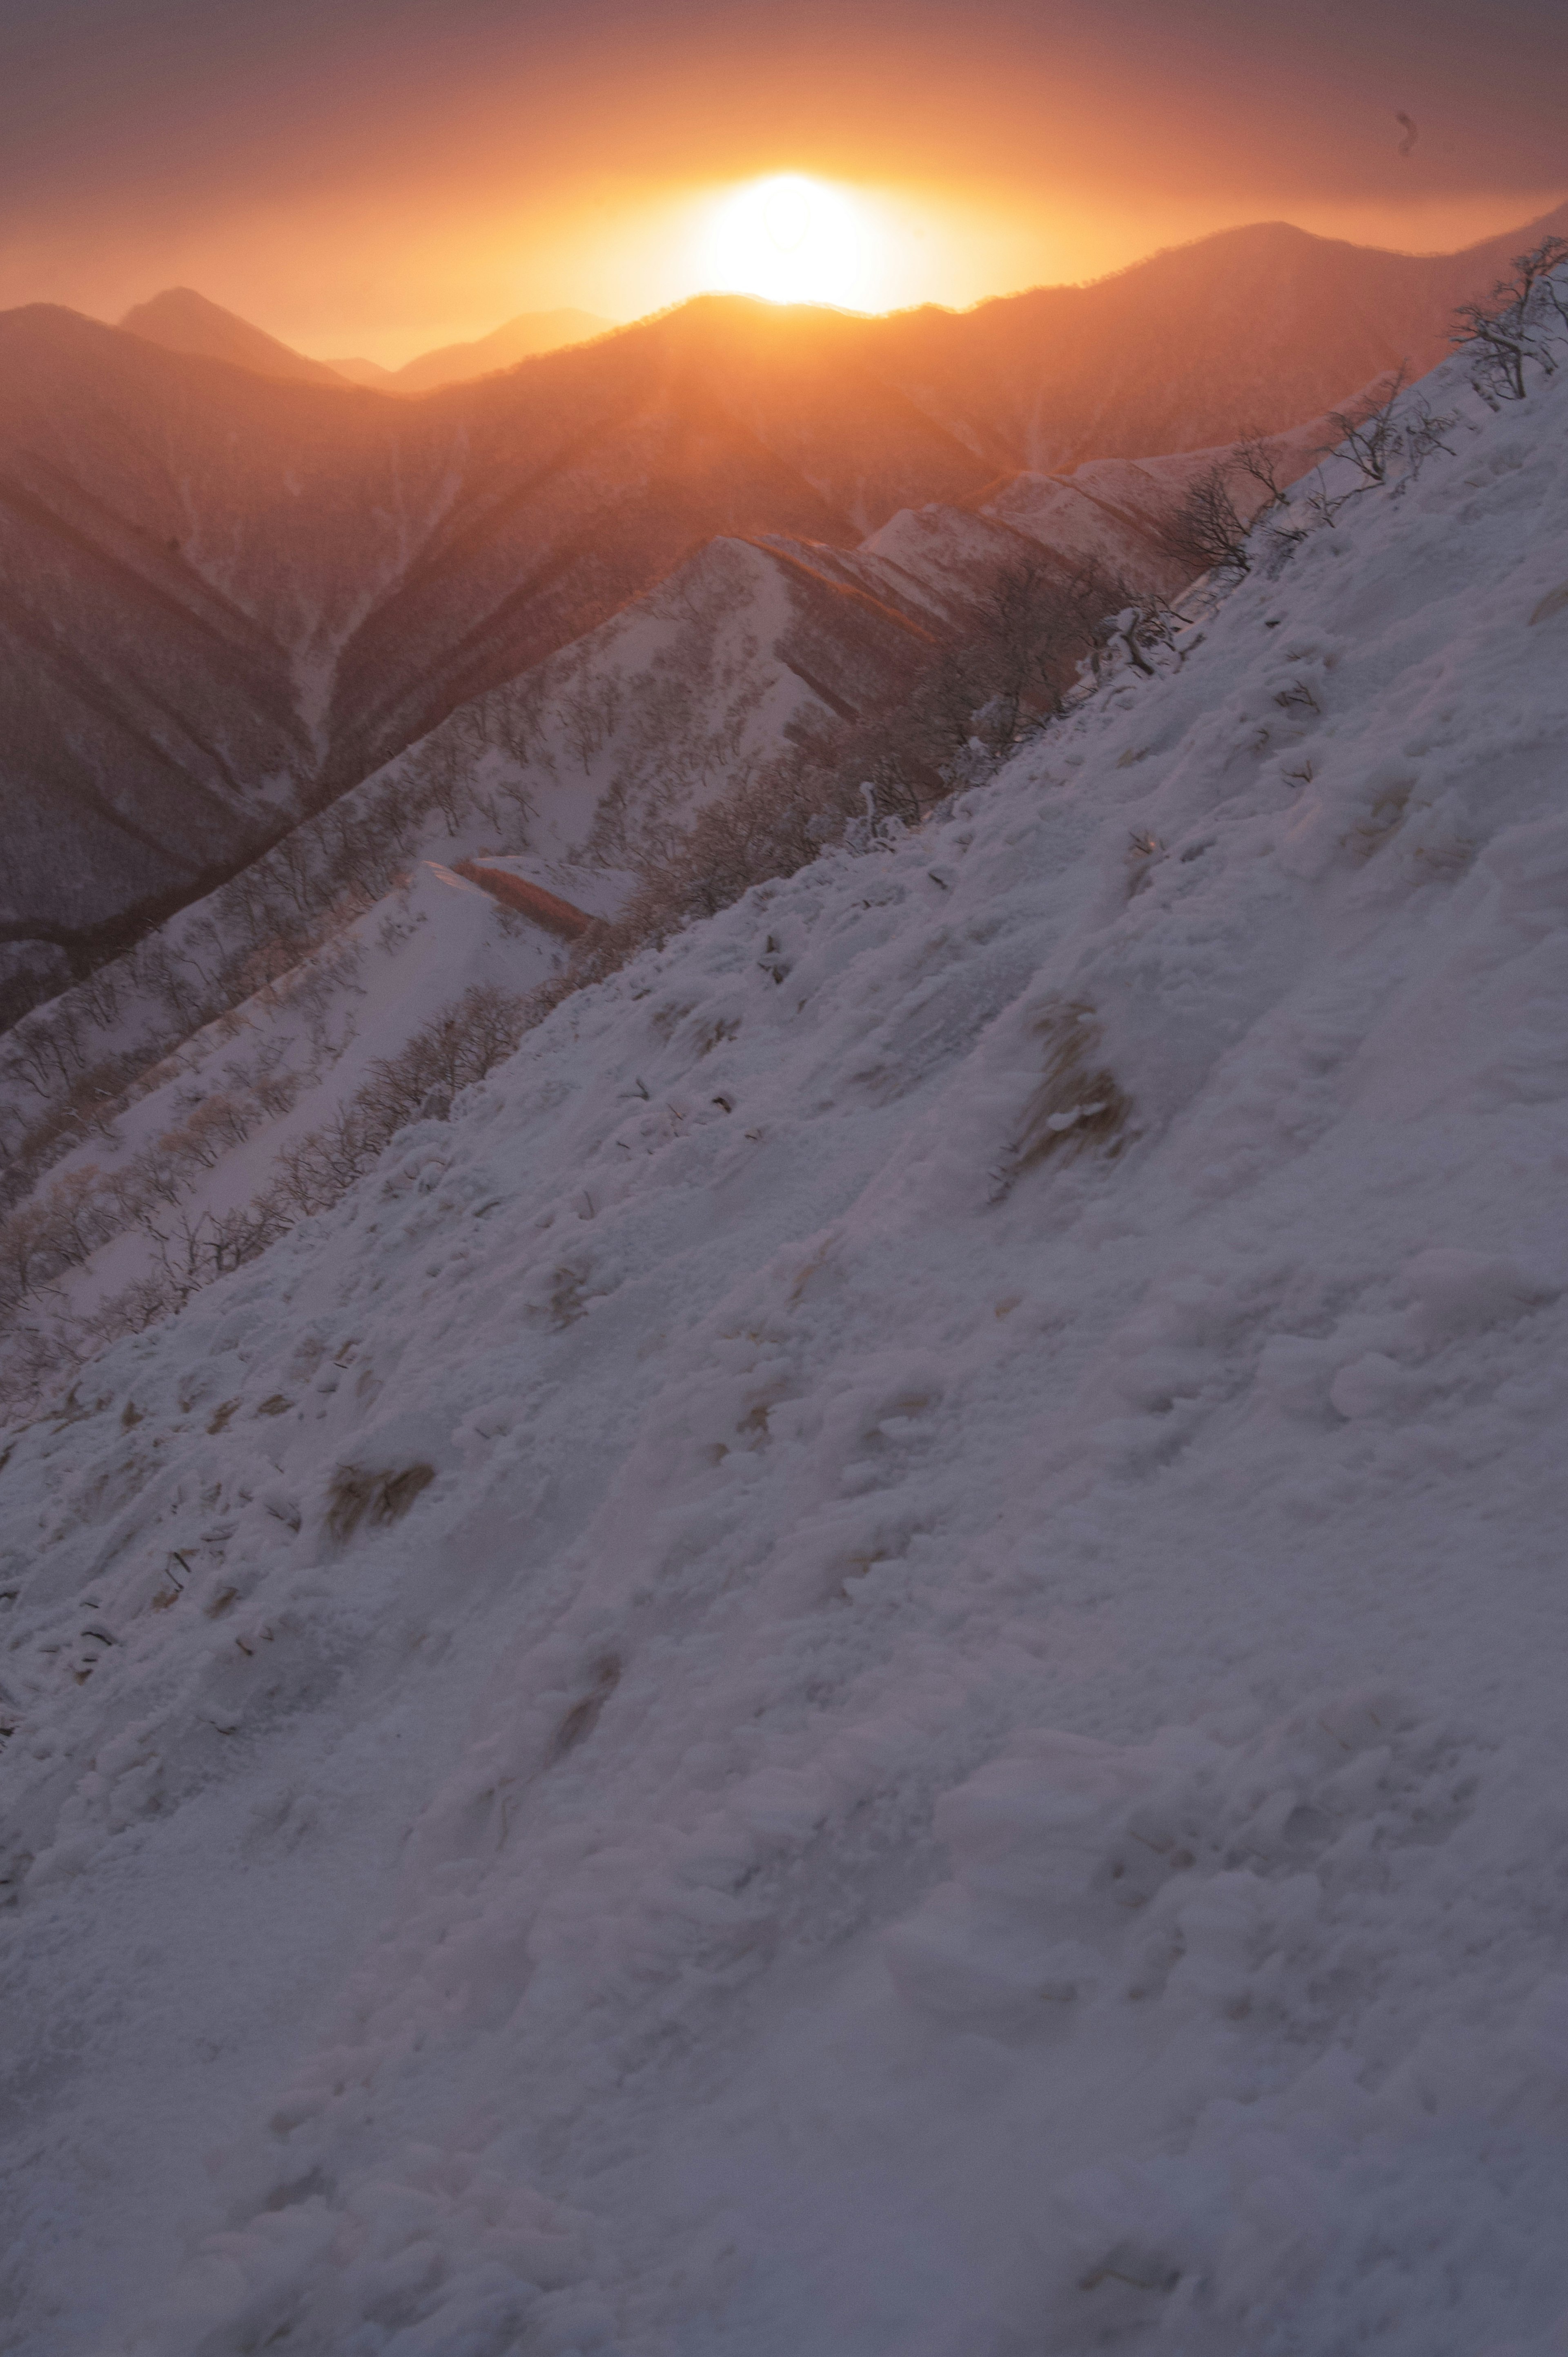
left=2, top=0, right=1565, bottom=360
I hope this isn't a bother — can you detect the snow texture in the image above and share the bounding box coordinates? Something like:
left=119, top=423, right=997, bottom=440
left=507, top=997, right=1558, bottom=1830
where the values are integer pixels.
left=4, top=339, right=1568, bottom=2357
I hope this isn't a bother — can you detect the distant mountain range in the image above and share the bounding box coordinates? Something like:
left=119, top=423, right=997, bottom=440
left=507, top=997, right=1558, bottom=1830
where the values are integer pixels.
left=327, top=309, right=614, bottom=392
left=118, top=287, right=613, bottom=394
left=4, top=201, right=1564, bottom=1018
left=118, top=288, right=351, bottom=387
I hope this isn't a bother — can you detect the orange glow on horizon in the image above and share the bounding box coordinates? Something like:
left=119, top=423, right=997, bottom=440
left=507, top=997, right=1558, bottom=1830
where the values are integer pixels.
left=11, top=169, right=1564, bottom=372
left=277, top=179, right=1568, bottom=367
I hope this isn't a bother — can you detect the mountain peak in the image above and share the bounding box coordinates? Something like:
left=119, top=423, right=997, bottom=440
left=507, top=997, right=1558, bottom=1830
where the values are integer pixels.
left=117, top=287, right=348, bottom=387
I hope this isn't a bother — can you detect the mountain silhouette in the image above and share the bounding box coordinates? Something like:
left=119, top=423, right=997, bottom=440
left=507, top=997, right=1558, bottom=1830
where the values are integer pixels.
left=330, top=308, right=614, bottom=393
left=117, top=287, right=350, bottom=388
left=853, top=210, right=1568, bottom=468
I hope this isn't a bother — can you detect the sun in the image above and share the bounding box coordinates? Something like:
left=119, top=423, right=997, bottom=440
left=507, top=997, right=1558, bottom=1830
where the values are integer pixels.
left=698, top=174, right=878, bottom=309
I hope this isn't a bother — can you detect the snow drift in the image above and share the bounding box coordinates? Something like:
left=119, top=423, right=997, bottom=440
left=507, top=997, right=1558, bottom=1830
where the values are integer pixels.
left=3, top=330, right=1568, bottom=2356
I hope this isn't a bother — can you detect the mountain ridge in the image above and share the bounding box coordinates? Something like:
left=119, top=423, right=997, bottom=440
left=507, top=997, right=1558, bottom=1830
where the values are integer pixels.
left=117, top=285, right=352, bottom=387
left=327, top=307, right=615, bottom=393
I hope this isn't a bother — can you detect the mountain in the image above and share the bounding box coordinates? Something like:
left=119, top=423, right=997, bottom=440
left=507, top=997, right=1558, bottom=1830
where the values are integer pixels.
left=0, top=389, right=1325, bottom=1418
left=0, top=296, right=998, bottom=1018
left=324, top=354, right=399, bottom=388
left=329, top=306, right=613, bottom=394
left=855, top=203, right=1568, bottom=469
left=0, top=412, right=1265, bottom=1274
left=4, top=205, right=1563, bottom=1016
left=117, top=286, right=351, bottom=387
left=4, top=312, right=1568, bottom=2355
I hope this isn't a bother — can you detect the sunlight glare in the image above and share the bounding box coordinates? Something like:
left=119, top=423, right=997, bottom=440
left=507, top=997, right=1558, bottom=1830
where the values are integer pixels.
left=698, top=174, right=879, bottom=308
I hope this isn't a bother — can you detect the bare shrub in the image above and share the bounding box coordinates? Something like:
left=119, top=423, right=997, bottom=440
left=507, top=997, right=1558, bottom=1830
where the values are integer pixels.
left=0, top=1167, right=118, bottom=1306
left=81, top=1272, right=183, bottom=1346
left=275, top=984, right=527, bottom=1218
left=35, top=1168, right=114, bottom=1270
left=244, top=1049, right=304, bottom=1120
left=204, top=1192, right=292, bottom=1274
left=1078, top=577, right=1194, bottom=684
left=1324, top=366, right=1411, bottom=490
left=0, top=1052, right=145, bottom=1215
left=1302, top=371, right=1459, bottom=524
left=4, top=1003, right=89, bottom=1100
left=273, top=1106, right=383, bottom=1217
left=0, top=1200, right=53, bottom=1309
left=1452, top=236, right=1568, bottom=404
left=121, top=1136, right=193, bottom=1213
left=909, top=560, right=1082, bottom=754
left=160, top=1095, right=257, bottom=1171
left=476, top=669, right=557, bottom=796
left=353, top=983, right=530, bottom=1134
left=408, top=734, right=469, bottom=836
left=1230, top=430, right=1291, bottom=517
left=562, top=671, right=625, bottom=774
left=783, top=557, right=1104, bottom=834
left=1154, top=462, right=1253, bottom=582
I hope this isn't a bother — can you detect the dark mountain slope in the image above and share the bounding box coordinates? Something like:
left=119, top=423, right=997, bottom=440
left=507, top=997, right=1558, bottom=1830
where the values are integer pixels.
left=0, top=308, right=432, bottom=982
left=0, top=303, right=992, bottom=992
left=856, top=206, right=1568, bottom=469
left=319, top=305, right=1000, bottom=787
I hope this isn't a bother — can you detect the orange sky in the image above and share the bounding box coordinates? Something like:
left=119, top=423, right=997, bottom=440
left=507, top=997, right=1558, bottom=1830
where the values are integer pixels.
left=2, top=0, right=1565, bottom=362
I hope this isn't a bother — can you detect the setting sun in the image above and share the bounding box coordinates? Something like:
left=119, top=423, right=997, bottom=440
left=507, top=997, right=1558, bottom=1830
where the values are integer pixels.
left=697, top=173, right=881, bottom=309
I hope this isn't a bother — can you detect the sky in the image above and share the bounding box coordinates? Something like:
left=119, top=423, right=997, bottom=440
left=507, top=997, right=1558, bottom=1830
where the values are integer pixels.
left=2, top=0, right=1566, bottom=363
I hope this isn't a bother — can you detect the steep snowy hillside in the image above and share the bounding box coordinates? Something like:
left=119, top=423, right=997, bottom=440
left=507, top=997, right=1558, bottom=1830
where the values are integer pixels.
left=4, top=329, right=1568, bottom=2357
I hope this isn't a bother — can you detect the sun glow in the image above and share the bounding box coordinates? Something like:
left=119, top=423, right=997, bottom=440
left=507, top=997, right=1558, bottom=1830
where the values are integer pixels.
left=697, top=174, right=880, bottom=309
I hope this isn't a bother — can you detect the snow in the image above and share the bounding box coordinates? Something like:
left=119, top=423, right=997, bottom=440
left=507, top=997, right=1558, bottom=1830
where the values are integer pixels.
left=4, top=335, right=1568, bottom=2355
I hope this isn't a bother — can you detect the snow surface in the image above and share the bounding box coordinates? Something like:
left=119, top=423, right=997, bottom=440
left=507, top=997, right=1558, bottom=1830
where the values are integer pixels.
left=4, top=344, right=1568, bottom=2356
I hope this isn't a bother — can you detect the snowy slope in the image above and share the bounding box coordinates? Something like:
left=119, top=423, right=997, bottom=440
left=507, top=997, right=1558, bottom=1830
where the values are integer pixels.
left=981, top=416, right=1331, bottom=592
left=0, top=453, right=1184, bottom=1222
left=4, top=340, right=1568, bottom=2357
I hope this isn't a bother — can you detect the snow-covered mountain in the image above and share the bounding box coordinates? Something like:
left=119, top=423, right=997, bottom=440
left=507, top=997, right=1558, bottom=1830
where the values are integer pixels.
left=0, top=408, right=1325, bottom=1416
left=5, top=206, right=1561, bottom=1019
left=4, top=292, right=1568, bottom=2355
